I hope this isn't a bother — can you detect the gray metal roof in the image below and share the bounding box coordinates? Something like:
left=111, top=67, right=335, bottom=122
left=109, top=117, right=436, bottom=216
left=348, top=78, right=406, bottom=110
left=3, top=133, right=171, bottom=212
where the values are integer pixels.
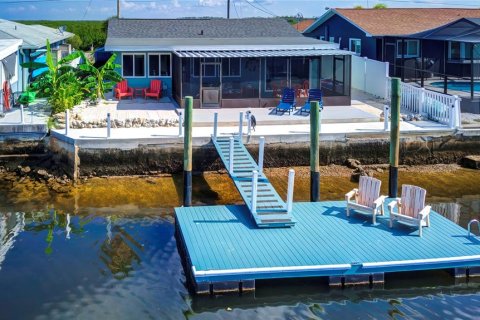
left=408, top=17, right=480, bottom=43
left=0, top=19, right=74, bottom=49
left=0, top=39, right=22, bottom=60
left=108, top=17, right=303, bottom=39
left=105, top=36, right=338, bottom=52
left=173, top=48, right=352, bottom=58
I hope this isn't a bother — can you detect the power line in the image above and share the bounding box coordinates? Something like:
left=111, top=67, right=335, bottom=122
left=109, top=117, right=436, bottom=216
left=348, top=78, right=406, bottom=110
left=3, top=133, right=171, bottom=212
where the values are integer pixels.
left=242, top=0, right=277, bottom=17
left=82, top=0, right=93, bottom=19
left=252, top=0, right=277, bottom=15
left=233, top=0, right=240, bottom=18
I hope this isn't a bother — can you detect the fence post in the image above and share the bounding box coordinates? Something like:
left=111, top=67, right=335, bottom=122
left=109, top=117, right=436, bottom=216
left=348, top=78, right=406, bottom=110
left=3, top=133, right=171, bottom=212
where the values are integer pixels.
left=419, top=88, right=425, bottom=115
left=229, top=136, right=234, bottom=173
left=20, top=105, right=24, bottom=124
left=258, top=136, right=265, bottom=173
left=384, top=105, right=390, bottom=131
left=238, top=111, right=243, bottom=139
left=363, top=56, right=368, bottom=93
left=286, top=169, right=295, bottom=214
left=247, top=112, right=251, bottom=136
left=106, top=113, right=111, bottom=138
left=213, top=112, right=218, bottom=141
left=454, top=96, right=461, bottom=129
left=65, top=109, right=69, bottom=136
left=251, top=170, right=258, bottom=215
left=178, top=111, right=183, bottom=137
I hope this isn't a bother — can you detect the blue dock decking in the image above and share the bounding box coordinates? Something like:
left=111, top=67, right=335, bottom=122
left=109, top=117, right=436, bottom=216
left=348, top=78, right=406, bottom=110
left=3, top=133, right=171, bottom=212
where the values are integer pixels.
left=175, top=201, right=480, bottom=292
left=212, top=136, right=295, bottom=227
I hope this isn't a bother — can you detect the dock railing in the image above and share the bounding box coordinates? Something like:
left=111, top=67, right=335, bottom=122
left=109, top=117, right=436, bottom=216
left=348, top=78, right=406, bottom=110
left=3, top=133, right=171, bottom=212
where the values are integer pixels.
left=386, top=78, right=461, bottom=129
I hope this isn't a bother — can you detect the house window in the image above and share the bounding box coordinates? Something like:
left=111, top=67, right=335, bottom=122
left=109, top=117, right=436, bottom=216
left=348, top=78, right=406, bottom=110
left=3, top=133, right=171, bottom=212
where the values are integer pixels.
left=349, top=39, right=361, bottom=55
left=329, top=36, right=335, bottom=43
left=191, top=58, right=219, bottom=77
left=396, top=40, right=419, bottom=58
left=148, top=54, right=171, bottom=77
left=122, top=53, right=145, bottom=77
left=222, top=58, right=241, bottom=77
left=448, top=42, right=480, bottom=60
left=318, top=36, right=325, bottom=40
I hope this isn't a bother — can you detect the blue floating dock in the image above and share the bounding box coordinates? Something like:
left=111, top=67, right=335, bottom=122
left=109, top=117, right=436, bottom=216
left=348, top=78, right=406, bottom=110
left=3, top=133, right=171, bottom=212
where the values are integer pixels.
left=212, top=136, right=295, bottom=227
left=175, top=201, right=480, bottom=294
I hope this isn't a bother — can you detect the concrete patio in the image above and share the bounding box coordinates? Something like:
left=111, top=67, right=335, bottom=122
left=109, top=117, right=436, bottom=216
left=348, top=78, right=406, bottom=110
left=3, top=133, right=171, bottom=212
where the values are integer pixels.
left=0, top=100, right=49, bottom=137
left=177, top=100, right=381, bottom=127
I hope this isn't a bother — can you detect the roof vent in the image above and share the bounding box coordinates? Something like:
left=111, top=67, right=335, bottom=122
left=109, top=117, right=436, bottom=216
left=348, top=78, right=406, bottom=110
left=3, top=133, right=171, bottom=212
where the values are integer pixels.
left=198, top=30, right=204, bottom=36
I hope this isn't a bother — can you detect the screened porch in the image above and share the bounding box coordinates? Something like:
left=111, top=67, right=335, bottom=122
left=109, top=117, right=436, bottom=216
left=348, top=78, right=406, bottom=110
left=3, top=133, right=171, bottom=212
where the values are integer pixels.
left=171, top=50, right=351, bottom=109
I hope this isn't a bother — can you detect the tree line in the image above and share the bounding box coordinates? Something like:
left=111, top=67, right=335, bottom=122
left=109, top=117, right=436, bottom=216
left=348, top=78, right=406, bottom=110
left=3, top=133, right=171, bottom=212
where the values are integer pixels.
left=18, top=20, right=108, bottom=51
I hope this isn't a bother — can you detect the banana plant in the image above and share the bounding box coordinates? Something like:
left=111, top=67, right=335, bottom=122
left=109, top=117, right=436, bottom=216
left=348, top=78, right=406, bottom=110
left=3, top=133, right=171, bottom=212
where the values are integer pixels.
left=78, top=53, right=122, bottom=101
left=21, top=40, right=85, bottom=114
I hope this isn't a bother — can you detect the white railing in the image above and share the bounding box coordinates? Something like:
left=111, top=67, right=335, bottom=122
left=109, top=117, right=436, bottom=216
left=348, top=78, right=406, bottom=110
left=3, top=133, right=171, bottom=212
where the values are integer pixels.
left=386, top=78, right=461, bottom=129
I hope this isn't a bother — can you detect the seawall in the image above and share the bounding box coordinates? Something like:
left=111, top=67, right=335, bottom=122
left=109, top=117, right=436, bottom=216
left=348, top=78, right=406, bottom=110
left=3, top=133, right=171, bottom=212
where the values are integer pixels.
left=45, top=129, right=480, bottom=179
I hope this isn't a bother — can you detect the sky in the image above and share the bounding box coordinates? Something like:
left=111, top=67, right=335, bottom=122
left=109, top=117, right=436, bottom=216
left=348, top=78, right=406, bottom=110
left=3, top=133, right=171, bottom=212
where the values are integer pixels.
left=0, top=0, right=479, bottom=21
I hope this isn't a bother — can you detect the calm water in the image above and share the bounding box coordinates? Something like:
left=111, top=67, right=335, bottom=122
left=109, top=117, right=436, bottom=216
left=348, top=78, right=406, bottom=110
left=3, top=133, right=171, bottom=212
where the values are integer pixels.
left=1, top=167, right=480, bottom=320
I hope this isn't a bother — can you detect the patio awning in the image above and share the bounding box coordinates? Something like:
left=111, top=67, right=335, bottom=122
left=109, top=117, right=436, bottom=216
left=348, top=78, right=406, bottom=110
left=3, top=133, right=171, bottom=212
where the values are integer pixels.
left=173, top=48, right=352, bottom=58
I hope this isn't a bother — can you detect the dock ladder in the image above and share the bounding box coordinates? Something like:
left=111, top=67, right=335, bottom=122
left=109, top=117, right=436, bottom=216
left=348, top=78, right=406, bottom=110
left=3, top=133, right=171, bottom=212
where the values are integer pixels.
left=211, top=113, right=296, bottom=228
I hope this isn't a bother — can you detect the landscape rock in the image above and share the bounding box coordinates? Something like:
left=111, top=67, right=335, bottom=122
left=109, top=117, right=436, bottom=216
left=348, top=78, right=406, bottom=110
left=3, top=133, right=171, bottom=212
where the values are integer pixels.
left=345, top=158, right=361, bottom=169
left=461, top=155, right=480, bottom=169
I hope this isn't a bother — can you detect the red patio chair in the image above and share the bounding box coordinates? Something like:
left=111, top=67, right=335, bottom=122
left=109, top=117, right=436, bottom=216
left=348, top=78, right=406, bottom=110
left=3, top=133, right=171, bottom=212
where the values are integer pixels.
left=115, top=80, right=134, bottom=100
left=143, top=80, right=162, bottom=100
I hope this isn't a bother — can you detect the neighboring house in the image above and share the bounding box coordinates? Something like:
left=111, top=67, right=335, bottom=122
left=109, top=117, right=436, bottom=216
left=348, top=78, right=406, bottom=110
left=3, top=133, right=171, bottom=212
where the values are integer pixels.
left=105, top=17, right=353, bottom=108
left=291, top=19, right=316, bottom=33
left=304, top=8, right=480, bottom=113
left=0, top=19, right=74, bottom=93
left=0, top=38, right=22, bottom=110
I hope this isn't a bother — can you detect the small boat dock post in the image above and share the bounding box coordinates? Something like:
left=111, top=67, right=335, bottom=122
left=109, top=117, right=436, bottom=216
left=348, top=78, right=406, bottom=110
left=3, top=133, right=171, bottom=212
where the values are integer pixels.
left=175, top=99, right=480, bottom=295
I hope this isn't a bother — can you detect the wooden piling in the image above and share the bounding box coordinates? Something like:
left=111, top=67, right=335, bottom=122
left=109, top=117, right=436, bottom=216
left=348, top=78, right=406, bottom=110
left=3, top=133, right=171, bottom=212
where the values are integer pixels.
left=389, top=78, right=401, bottom=198
left=183, top=96, right=193, bottom=207
left=310, top=101, right=320, bottom=202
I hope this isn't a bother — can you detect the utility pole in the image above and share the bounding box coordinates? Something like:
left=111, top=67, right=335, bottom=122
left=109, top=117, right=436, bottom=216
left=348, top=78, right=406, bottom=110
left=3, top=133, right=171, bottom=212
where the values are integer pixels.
left=117, top=0, right=120, bottom=18
left=227, top=0, right=230, bottom=19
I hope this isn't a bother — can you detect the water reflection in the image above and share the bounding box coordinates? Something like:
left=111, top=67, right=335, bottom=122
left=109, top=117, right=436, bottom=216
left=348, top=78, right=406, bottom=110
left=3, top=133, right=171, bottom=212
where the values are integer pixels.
left=100, top=217, right=144, bottom=279
left=0, top=212, right=24, bottom=270
left=0, top=167, right=480, bottom=319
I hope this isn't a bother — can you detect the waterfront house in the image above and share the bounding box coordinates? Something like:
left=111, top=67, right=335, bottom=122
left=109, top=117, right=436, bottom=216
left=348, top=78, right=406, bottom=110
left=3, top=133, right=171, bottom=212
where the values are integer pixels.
left=0, top=19, right=74, bottom=94
left=304, top=8, right=480, bottom=113
left=291, top=19, right=316, bottom=33
left=0, top=38, right=22, bottom=110
left=104, top=17, right=353, bottom=108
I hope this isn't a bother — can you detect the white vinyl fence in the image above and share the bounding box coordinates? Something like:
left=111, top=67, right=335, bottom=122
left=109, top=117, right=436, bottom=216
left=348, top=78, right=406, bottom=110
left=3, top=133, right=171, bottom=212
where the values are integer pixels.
left=351, top=55, right=389, bottom=99
left=386, top=78, right=461, bottom=129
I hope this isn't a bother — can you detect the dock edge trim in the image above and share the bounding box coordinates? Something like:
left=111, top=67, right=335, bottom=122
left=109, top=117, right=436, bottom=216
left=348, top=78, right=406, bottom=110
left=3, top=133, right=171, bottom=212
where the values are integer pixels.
left=362, top=255, right=480, bottom=269
left=192, top=264, right=352, bottom=278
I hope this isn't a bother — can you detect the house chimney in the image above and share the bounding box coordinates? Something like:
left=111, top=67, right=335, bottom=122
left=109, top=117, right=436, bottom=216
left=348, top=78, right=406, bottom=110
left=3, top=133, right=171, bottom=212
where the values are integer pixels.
left=117, top=0, right=120, bottom=18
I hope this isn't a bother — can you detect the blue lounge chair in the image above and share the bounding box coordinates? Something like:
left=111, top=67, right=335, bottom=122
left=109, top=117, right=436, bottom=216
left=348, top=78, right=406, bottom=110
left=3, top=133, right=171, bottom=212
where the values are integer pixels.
left=275, top=88, right=296, bottom=115
left=300, top=89, right=323, bottom=115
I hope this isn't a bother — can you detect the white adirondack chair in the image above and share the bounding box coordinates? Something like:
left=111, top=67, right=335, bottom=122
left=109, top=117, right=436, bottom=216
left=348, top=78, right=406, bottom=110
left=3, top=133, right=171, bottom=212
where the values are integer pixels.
left=345, top=176, right=386, bottom=224
left=388, top=184, right=431, bottom=237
